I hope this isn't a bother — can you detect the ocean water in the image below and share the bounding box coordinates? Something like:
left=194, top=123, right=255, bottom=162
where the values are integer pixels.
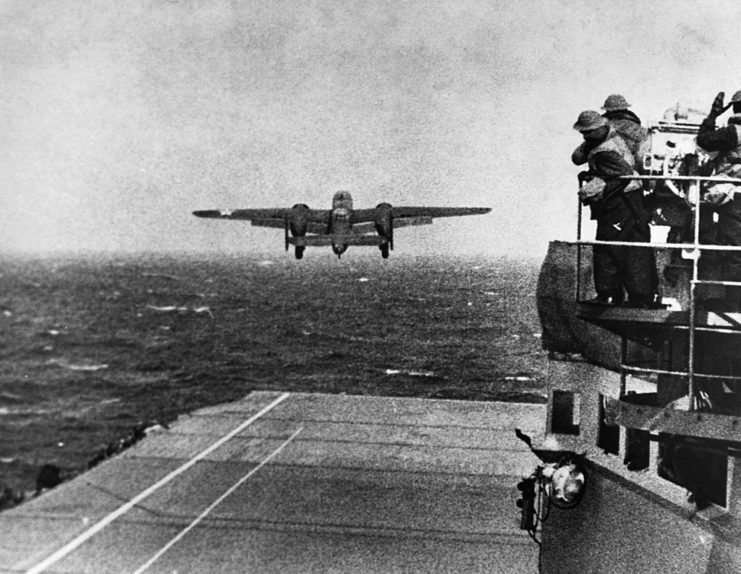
left=0, top=252, right=546, bottom=494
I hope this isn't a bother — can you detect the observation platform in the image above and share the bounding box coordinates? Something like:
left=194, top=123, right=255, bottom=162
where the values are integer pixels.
left=0, top=391, right=544, bottom=574
left=576, top=302, right=741, bottom=348
left=577, top=303, right=741, bottom=330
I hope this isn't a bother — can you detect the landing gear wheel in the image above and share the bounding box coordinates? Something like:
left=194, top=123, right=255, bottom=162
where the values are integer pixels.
left=380, top=244, right=389, bottom=259
left=295, top=246, right=305, bottom=260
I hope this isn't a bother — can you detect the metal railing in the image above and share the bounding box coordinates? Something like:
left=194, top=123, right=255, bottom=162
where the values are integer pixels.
left=575, top=174, right=741, bottom=411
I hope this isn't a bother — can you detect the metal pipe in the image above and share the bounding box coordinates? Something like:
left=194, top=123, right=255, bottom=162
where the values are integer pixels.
left=574, top=240, right=741, bottom=251
left=692, top=279, right=741, bottom=287
left=618, top=175, right=741, bottom=183
left=671, top=325, right=741, bottom=334
left=620, top=364, right=741, bottom=381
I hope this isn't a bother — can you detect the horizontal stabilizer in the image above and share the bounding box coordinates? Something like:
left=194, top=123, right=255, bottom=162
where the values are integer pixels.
left=288, top=235, right=386, bottom=247
left=351, top=222, right=378, bottom=235
left=343, top=235, right=386, bottom=246
left=307, top=222, right=329, bottom=234
left=288, top=236, right=334, bottom=247
left=250, top=220, right=328, bottom=232
left=251, top=218, right=286, bottom=229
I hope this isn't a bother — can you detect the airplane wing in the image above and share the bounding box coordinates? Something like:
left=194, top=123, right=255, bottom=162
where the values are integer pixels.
left=351, top=218, right=433, bottom=232
left=351, top=206, right=490, bottom=223
left=193, top=209, right=331, bottom=223
left=193, top=209, right=293, bottom=220
left=391, top=207, right=491, bottom=218
left=390, top=216, right=433, bottom=228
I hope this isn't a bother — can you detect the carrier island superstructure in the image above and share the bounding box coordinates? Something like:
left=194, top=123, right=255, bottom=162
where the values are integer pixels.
left=523, top=106, right=741, bottom=573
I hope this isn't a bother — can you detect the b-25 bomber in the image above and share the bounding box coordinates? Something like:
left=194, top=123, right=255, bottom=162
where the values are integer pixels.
left=193, top=191, right=491, bottom=259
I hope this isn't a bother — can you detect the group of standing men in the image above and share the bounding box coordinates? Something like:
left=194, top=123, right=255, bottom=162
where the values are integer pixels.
left=573, top=92, right=741, bottom=311
left=572, top=95, right=658, bottom=308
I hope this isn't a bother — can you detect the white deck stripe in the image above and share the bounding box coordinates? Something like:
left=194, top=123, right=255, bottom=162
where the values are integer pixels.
left=132, top=426, right=303, bottom=574
left=25, top=392, right=291, bottom=574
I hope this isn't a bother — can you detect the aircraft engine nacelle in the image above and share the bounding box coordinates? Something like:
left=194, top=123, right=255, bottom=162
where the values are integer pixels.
left=290, top=203, right=310, bottom=236
left=285, top=203, right=311, bottom=257
left=376, top=203, right=393, bottom=238
left=374, top=202, right=393, bottom=253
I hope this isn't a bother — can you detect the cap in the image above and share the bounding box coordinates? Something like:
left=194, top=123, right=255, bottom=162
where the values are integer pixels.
left=573, top=111, right=608, bottom=132
left=601, top=94, right=631, bottom=111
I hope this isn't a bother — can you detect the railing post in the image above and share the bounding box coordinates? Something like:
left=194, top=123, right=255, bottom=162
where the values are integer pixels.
left=688, top=178, right=701, bottom=411
left=576, top=183, right=583, bottom=306
left=620, top=336, right=627, bottom=399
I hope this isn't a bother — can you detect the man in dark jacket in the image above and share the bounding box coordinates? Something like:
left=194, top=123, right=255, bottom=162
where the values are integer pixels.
left=601, top=94, right=649, bottom=170
left=696, top=90, right=741, bottom=310
left=572, top=110, right=659, bottom=307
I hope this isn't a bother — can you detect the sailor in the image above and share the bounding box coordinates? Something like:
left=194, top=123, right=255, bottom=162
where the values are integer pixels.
left=601, top=94, right=650, bottom=170
left=572, top=110, right=659, bottom=307
left=696, top=90, right=741, bottom=311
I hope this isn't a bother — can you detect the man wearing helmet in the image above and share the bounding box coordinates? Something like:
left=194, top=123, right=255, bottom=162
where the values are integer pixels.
left=696, top=90, right=741, bottom=311
left=572, top=110, right=659, bottom=307
left=601, top=94, right=649, bottom=170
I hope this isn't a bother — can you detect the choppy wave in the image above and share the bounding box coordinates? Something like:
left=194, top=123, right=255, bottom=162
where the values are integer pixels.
left=0, top=253, right=546, bottom=494
left=385, top=368, right=436, bottom=378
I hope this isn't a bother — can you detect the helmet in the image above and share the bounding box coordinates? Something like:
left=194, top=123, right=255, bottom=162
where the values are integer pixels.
left=601, top=94, right=631, bottom=111
left=573, top=110, right=608, bottom=132
left=731, top=90, right=741, bottom=104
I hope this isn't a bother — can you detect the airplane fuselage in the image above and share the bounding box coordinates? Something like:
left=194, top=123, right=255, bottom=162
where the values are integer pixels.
left=329, top=191, right=354, bottom=257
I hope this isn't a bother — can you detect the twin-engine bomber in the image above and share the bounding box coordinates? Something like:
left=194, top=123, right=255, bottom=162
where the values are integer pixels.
left=193, top=191, right=491, bottom=259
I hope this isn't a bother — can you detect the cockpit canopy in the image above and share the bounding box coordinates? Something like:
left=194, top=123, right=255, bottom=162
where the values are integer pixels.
left=332, top=191, right=354, bottom=212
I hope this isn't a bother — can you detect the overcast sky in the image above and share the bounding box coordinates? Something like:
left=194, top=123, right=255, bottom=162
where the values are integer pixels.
left=2, top=0, right=740, bottom=257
